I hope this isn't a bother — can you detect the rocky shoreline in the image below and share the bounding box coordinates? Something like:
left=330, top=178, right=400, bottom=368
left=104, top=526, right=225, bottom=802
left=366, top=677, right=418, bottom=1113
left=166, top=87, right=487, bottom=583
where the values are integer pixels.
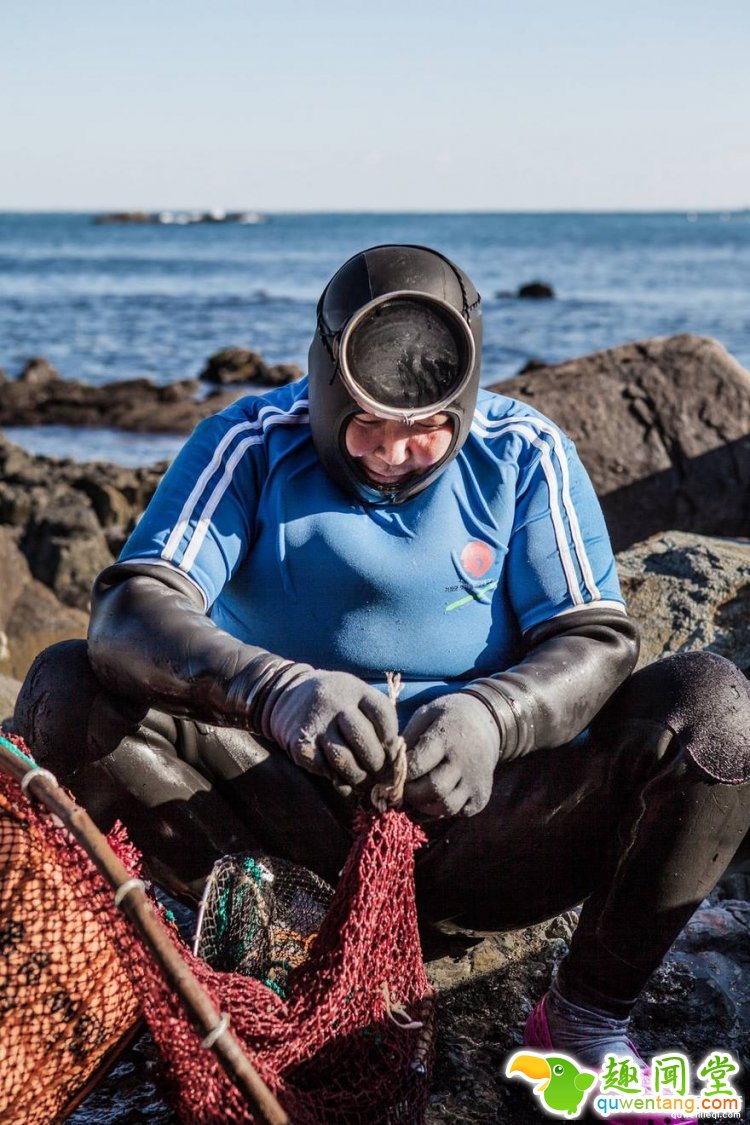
left=0, top=351, right=301, bottom=434
left=0, top=332, right=748, bottom=1122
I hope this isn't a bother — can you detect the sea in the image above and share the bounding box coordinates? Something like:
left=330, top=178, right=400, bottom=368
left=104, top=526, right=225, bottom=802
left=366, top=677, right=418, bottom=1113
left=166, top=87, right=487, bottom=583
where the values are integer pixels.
left=1, top=210, right=750, bottom=466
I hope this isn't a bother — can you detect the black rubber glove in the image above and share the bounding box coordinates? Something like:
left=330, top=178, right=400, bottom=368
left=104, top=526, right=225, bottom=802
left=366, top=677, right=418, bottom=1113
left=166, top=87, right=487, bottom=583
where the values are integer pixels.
left=464, top=606, right=640, bottom=761
left=403, top=693, right=501, bottom=818
left=261, top=664, right=401, bottom=793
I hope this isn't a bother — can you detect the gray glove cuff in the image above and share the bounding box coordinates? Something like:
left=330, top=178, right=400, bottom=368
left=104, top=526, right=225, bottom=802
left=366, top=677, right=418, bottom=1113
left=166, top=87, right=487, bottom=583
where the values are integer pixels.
left=462, top=683, right=518, bottom=754
left=257, top=661, right=315, bottom=742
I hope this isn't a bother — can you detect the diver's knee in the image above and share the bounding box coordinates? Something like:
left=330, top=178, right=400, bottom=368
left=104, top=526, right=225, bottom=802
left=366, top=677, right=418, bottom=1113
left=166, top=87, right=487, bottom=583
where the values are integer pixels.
left=606, top=651, right=750, bottom=785
left=14, top=640, right=93, bottom=753
left=12, top=639, right=141, bottom=779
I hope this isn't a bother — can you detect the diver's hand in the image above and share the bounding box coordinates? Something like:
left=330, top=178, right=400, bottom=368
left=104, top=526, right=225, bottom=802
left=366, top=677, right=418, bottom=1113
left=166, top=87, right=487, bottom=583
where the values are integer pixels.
left=403, top=693, right=500, bottom=818
left=263, top=665, right=400, bottom=791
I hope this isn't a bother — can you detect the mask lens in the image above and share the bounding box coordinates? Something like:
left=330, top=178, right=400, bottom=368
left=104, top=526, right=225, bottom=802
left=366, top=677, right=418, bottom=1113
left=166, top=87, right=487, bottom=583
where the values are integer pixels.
left=343, top=297, right=466, bottom=410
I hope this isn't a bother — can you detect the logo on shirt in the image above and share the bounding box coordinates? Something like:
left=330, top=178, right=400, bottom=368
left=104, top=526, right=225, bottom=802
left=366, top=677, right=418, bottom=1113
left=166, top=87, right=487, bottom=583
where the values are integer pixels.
left=459, top=540, right=495, bottom=578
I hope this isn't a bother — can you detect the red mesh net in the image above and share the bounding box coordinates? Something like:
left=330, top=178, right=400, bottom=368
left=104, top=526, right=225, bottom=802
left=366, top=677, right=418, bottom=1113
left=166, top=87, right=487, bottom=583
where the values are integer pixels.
left=0, top=733, right=434, bottom=1124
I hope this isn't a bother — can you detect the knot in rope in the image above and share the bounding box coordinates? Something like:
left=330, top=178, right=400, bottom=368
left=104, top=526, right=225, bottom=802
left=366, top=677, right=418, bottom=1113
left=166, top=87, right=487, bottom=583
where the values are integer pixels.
left=370, top=672, right=407, bottom=812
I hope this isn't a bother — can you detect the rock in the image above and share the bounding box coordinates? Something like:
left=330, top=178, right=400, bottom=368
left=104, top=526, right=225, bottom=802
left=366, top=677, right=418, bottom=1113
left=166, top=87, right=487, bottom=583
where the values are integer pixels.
left=0, top=528, right=34, bottom=633
left=0, top=525, right=88, bottom=681
left=0, top=368, right=242, bottom=434
left=492, top=335, right=750, bottom=551
left=2, top=581, right=88, bottom=681
left=419, top=880, right=750, bottom=1123
left=425, top=528, right=750, bottom=1121
left=20, top=491, right=114, bottom=609
left=199, top=347, right=271, bottom=385
left=267, top=362, right=303, bottom=386
left=94, top=211, right=152, bottom=224
left=617, top=532, right=750, bottom=674
left=18, top=357, right=60, bottom=385
left=0, top=673, right=20, bottom=725
left=0, top=435, right=164, bottom=617
left=423, top=916, right=576, bottom=1123
left=517, top=281, right=555, bottom=299
left=94, top=210, right=267, bottom=226
left=629, top=890, right=750, bottom=1078
left=74, top=477, right=136, bottom=530
left=199, top=349, right=301, bottom=388
left=516, top=357, right=548, bottom=375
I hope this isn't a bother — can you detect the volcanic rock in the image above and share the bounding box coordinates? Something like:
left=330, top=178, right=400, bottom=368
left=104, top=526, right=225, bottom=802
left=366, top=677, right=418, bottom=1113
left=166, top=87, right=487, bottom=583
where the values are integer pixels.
left=0, top=354, right=300, bottom=433
left=94, top=211, right=152, bottom=224
left=199, top=347, right=271, bottom=385
left=0, top=371, right=237, bottom=434
left=517, top=280, right=555, bottom=299
left=0, top=528, right=88, bottom=682
left=421, top=885, right=749, bottom=1123
left=0, top=674, right=21, bottom=724
left=618, top=532, right=750, bottom=674
left=18, top=357, right=61, bottom=385
left=0, top=435, right=164, bottom=618
left=21, top=491, right=114, bottom=609
left=267, top=362, right=303, bottom=386
left=199, top=348, right=302, bottom=387
left=516, top=357, right=548, bottom=374
left=492, top=334, right=750, bottom=551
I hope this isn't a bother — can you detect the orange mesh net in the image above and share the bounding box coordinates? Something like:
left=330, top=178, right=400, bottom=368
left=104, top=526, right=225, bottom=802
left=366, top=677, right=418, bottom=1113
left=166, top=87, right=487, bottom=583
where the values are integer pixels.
left=0, top=770, right=141, bottom=1123
left=0, top=734, right=434, bottom=1123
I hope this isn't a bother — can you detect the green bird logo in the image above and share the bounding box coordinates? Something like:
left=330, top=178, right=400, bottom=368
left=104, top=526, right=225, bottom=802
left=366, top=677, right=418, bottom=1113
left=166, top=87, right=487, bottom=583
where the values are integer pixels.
left=505, top=1050, right=597, bottom=1118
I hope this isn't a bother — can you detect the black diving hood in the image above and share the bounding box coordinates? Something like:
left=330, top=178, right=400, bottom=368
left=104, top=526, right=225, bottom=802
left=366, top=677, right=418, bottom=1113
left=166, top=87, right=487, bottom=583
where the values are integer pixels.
left=308, top=244, right=482, bottom=506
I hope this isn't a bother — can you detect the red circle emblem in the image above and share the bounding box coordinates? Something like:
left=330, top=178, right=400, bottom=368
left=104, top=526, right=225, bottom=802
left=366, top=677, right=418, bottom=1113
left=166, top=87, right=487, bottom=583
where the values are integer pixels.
left=460, top=540, right=494, bottom=579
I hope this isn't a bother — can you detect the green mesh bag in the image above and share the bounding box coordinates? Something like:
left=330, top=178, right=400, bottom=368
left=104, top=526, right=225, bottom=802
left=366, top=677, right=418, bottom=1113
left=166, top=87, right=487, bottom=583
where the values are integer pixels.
left=194, top=854, right=335, bottom=999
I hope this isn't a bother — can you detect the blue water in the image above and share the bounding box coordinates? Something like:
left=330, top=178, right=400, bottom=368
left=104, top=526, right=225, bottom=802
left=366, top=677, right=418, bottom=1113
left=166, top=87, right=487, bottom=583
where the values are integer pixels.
left=1, top=211, right=749, bottom=464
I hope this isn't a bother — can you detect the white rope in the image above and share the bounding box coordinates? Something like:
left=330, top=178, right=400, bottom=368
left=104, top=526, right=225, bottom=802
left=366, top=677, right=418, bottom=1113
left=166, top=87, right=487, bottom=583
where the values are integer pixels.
left=200, top=1011, right=231, bottom=1049
left=114, top=877, right=147, bottom=908
left=380, top=982, right=424, bottom=1031
left=20, top=766, right=58, bottom=794
left=371, top=672, right=407, bottom=812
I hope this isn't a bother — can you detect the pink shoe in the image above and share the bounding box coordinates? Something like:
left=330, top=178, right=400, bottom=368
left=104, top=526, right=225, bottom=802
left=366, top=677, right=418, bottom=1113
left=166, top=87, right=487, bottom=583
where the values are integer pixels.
left=522, top=993, right=697, bottom=1125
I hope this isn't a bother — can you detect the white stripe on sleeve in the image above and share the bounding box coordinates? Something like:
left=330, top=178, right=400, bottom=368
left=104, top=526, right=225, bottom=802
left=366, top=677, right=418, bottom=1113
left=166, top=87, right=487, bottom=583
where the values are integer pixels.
left=161, top=399, right=308, bottom=567
left=472, top=412, right=601, bottom=604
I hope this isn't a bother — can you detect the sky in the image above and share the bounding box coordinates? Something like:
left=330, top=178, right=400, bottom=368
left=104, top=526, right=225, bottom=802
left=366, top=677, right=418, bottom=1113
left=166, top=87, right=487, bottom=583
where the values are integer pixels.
left=2, top=0, right=749, bottom=212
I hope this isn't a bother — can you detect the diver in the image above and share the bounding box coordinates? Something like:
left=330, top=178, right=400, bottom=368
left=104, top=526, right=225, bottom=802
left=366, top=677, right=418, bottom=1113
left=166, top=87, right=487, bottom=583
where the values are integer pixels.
left=15, top=245, right=750, bottom=1125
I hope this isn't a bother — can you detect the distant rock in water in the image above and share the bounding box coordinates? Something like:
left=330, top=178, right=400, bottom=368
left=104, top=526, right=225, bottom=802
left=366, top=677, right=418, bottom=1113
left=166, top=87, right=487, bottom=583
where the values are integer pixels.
left=94, top=209, right=267, bottom=225
left=517, top=280, right=555, bottom=299
left=492, top=334, right=750, bottom=551
left=93, top=211, right=152, bottom=224
left=494, top=281, right=555, bottom=299
left=18, top=357, right=60, bottom=386
left=199, top=348, right=302, bottom=387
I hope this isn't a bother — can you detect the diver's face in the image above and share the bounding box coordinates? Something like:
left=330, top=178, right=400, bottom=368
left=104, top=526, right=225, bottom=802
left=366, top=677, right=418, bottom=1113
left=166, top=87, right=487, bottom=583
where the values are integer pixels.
left=344, top=411, right=453, bottom=486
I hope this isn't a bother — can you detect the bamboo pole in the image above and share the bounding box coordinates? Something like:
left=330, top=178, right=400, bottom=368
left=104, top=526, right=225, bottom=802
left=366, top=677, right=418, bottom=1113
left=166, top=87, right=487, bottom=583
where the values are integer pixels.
left=0, top=737, right=288, bottom=1125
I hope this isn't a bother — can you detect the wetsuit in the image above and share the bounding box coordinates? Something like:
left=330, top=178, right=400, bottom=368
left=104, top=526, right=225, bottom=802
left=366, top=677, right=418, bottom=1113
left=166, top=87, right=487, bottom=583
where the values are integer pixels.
left=115, top=381, right=626, bottom=719
left=14, top=244, right=750, bottom=1026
